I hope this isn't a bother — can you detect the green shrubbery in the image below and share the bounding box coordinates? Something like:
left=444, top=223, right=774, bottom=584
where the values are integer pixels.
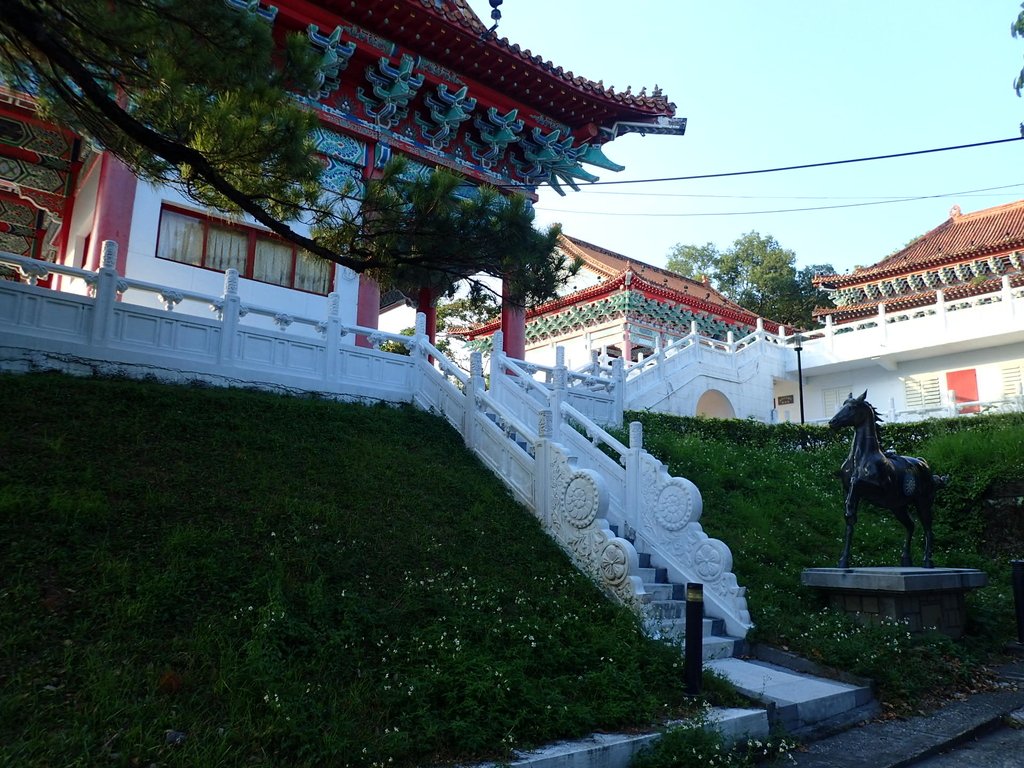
left=0, top=374, right=720, bottom=768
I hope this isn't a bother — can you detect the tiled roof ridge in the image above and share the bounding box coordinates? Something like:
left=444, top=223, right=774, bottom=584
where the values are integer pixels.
left=560, top=234, right=733, bottom=303
left=413, top=1, right=674, bottom=115
left=816, top=199, right=1024, bottom=288
left=954, top=198, right=1024, bottom=221
left=811, top=272, right=1024, bottom=321
left=456, top=267, right=788, bottom=338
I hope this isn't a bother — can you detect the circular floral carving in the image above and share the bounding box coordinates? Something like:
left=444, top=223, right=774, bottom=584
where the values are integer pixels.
left=694, top=542, right=726, bottom=581
left=653, top=481, right=693, bottom=532
left=563, top=474, right=599, bottom=529
left=600, top=541, right=630, bottom=587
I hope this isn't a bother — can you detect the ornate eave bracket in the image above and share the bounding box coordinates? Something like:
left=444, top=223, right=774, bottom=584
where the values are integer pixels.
left=307, top=25, right=356, bottom=100
left=357, top=54, right=425, bottom=130
left=465, top=107, right=523, bottom=169
left=511, top=127, right=598, bottom=196
left=223, top=0, right=277, bottom=24
left=414, top=84, right=477, bottom=150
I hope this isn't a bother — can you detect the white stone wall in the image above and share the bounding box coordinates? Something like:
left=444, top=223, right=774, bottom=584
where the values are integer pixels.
left=117, top=182, right=360, bottom=339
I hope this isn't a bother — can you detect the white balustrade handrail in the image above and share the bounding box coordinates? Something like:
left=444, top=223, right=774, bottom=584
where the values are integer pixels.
left=495, top=349, right=553, bottom=400
left=1, top=251, right=93, bottom=282
left=560, top=400, right=629, bottom=457
left=419, top=339, right=469, bottom=387
left=0, top=245, right=758, bottom=637
left=474, top=386, right=538, bottom=446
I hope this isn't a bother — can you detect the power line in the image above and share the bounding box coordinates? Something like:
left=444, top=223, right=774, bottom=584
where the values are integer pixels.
left=535, top=182, right=1024, bottom=218
left=568, top=183, right=1024, bottom=200
left=505, top=135, right=1024, bottom=192
left=568, top=136, right=1024, bottom=187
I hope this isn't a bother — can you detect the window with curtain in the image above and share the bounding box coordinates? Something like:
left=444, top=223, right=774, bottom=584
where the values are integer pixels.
left=254, top=239, right=293, bottom=287
left=207, top=225, right=248, bottom=273
left=157, top=209, right=203, bottom=266
left=155, top=205, right=332, bottom=295
left=294, top=249, right=331, bottom=294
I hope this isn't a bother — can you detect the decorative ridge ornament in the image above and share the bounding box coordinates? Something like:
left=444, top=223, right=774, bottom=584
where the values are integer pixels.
left=223, top=0, right=277, bottom=24
left=466, top=107, right=523, bottom=168
left=357, top=54, right=425, bottom=129
left=415, top=84, right=477, bottom=149
left=306, top=25, right=356, bottom=100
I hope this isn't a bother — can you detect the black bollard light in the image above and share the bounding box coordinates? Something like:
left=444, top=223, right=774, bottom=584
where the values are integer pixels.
left=1012, top=560, right=1024, bottom=646
left=684, top=583, right=704, bottom=696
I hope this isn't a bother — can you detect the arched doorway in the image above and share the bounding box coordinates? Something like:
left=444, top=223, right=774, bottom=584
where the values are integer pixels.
left=695, top=389, right=736, bottom=419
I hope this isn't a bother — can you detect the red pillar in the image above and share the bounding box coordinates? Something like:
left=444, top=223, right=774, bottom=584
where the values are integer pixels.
left=500, top=278, right=526, bottom=360
left=355, top=274, right=380, bottom=348
left=417, top=286, right=437, bottom=345
left=84, top=153, right=137, bottom=274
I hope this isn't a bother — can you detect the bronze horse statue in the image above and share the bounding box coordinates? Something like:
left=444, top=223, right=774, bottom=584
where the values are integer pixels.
left=829, top=391, right=943, bottom=569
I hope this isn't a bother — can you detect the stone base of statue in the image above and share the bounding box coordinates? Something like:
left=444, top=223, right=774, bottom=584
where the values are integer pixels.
left=800, top=567, right=988, bottom=639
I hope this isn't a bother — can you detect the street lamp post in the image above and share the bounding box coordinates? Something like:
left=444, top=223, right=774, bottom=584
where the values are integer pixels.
left=793, top=334, right=805, bottom=425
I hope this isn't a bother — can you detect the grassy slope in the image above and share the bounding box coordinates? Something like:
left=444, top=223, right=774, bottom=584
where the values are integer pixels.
left=625, top=411, right=1024, bottom=711
left=0, top=373, right=705, bottom=768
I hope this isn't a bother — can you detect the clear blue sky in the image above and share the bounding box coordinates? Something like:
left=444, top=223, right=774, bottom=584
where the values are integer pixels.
left=464, top=1, right=1024, bottom=276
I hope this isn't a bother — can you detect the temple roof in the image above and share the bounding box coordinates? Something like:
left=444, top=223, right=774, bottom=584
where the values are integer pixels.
left=303, top=0, right=681, bottom=137
left=816, top=200, right=1024, bottom=288
left=459, top=234, right=786, bottom=339
left=560, top=235, right=743, bottom=311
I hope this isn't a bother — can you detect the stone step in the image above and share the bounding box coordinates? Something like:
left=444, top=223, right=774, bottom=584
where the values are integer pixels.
left=472, top=707, right=770, bottom=768
left=639, top=580, right=684, bottom=601
left=645, top=599, right=724, bottom=622
left=705, top=658, right=877, bottom=736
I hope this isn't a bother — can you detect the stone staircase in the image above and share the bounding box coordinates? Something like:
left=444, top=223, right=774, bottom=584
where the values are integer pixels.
left=634, top=551, right=739, bottom=660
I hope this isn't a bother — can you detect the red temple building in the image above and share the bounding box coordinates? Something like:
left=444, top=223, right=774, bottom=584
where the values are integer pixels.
left=458, top=234, right=787, bottom=369
left=0, top=0, right=686, bottom=359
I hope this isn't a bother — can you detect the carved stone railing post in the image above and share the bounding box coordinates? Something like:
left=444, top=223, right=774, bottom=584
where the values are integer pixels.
left=535, top=408, right=554, bottom=525
left=413, top=311, right=428, bottom=361
left=324, top=291, right=341, bottom=381
left=89, top=240, right=120, bottom=345
left=465, top=351, right=485, bottom=451
left=543, top=428, right=644, bottom=606
left=625, top=421, right=644, bottom=523
left=611, top=357, right=625, bottom=420
left=550, top=347, right=567, bottom=443
left=1002, top=275, right=1015, bottom=317
left=490, top=329, right=505, bottom=400
left=218, top=269, right=241, bottom=365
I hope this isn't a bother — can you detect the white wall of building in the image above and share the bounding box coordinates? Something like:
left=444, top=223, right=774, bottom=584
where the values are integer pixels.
left=114, top=182, right=360, bottom=339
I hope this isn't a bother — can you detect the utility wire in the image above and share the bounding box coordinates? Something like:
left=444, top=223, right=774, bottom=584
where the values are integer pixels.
left=569, top=137, right=1024, bottom=188
left=536, top=182, right=1024, bottom=218
left=509, top=136, right=1024, bottom=192
left=569, top=183, right=1024, bottom=200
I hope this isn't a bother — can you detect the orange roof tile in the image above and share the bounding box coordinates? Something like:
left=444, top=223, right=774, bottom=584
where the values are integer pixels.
left=817, top=200, right=1024, bottom=288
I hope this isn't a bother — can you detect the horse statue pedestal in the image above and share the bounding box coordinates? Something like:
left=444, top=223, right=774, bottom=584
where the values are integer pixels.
left=801, top=567, right=988, bottom=639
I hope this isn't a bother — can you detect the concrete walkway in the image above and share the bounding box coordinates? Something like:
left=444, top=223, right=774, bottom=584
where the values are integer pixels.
left=473, top=658, right=1024, bottom=768
left=786, top=658, right=1024, bottom=768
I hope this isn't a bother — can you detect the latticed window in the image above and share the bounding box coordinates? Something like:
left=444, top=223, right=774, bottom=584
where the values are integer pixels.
left=903, top=375, right=942, bottom=409
left=822, top=387, right=850, bottom=417
left=156, top=206, right=332, bottom=295
left=1002, top=361, right=1024, bottom=398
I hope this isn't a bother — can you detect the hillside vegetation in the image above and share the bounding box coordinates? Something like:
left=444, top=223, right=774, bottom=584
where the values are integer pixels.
left=4, top=372, right=1020, bottom=767
left=624, top=410, right=1024, bottom=711
left=0, top=373, right=711, bottom=768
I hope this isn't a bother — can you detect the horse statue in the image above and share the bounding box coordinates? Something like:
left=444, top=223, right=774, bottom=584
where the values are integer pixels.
left=828, top=391, right=944, bottom=569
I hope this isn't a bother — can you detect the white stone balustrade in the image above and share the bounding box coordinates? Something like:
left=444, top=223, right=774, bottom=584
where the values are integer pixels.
left=0, top=243, right=753, bottom=638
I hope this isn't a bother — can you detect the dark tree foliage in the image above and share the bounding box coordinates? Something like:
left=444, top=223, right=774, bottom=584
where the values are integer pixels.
left=666, top=232, right=834, bottom=328
left=0, top=0, right=572, bottom=306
